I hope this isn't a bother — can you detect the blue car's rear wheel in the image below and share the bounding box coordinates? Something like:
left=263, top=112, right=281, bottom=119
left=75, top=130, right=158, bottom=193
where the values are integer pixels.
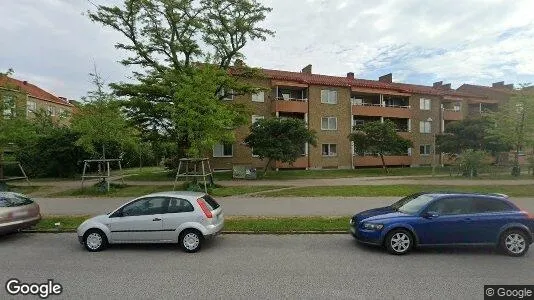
left=500, top=229, right=529, bottom=257
left=385, top=229, right=413, bottom=255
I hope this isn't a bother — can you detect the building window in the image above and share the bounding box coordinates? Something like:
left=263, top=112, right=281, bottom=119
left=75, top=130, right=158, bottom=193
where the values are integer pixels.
left=218, top=88, right=234, bottom=100
left=252, top=115, right=264, bottom=124
left=47, top=106, right=56, bottom=116
left=420, top=98, right=431, bottom=110
left=321, top=117, right=337, bottom=130
left=322, top=144, right=337, bottom=156
left=252, top=91, right=264, bottom=102
left=2, top=95, right=15, bottom=117
left=453, top=102, right=461, bottom=111
left=419, top=121, right=431, bottom=133
left=213, top=143, right=233, bottom=157
left=420, top=145, right=432, bottom=156
left=27, top=101, right=36, bottom=114
left=321, top=89, right=337, bottom=104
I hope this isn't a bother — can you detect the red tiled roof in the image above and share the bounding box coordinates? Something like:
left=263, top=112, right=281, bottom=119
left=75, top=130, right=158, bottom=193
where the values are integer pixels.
left=458, top=84, right=516, bottom=95
left=0, top=75, right=73, bottom=107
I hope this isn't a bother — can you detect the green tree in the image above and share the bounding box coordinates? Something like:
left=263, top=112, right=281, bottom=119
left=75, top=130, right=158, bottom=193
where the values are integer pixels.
left=457, top=149, right=491, bottom=178
left=0, top=69, right=36, bottom=180
left=88, top=0, right=274, bottom=156
left=244, top=118, right=317, bottom=175
left=71, top=72, right=139, bottom=159
left=486, top=85, right=534, bottom=176
left=436, top=117, right=509, bottom=155
left=350, top=120, right=413, bottom=173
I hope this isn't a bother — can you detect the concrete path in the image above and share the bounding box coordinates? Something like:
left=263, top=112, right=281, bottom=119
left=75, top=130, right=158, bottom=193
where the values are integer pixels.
left=35, top=196, right=534, bottom=216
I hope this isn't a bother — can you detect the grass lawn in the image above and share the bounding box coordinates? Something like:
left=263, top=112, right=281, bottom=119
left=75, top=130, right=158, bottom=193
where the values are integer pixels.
left=51, top=184, right=285, bottom=198
left=125, top=166, right=456, bottom=181
left=256, top=184, right=534, bottom=197
left=31, top=216, right=349, bottom=232
left=3, top=185, right=47, bottom=195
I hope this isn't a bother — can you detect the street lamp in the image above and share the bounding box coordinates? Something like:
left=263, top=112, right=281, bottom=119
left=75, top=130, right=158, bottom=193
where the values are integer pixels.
left=426, top=117, right=436, bottom=177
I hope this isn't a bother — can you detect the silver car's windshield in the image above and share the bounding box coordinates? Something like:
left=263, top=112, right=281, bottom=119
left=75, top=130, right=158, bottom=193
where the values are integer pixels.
left=0, top=194, right=34, bottom=207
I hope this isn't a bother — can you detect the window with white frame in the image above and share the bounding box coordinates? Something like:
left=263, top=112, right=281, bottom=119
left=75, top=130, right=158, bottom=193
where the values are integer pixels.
left=252, top=115, right=264, bottom=124
left=218, top=88, right=234, bottom=100
left=27, top=100, right=36, bottom=114
left=419, top=121, right=431, bottom=133
left=321, top=117, right=337, bottom=130
left=213, top=143, right=233, bottom=157
left=321, top=89, right=337, bottom=104
left=2, top=95, right=15, bottom=117
left=420, top=145, right=432, bottom=155
left=453, top=102, right=461, bottom=111
left=419, top=98, right=431, bottom=110
left=252, top=91, right=264, bottom=102
left=48, top=106, right=55, bottom=116
left=322, top=144, right=337, bottom=156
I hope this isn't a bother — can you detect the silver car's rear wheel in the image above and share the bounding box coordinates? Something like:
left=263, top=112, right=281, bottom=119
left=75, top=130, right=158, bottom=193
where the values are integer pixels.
left=84, top=229, right=107, bottom=252
left=500, top=230, right=529, bottom=257
left=179, top=230, right=203, bottom=253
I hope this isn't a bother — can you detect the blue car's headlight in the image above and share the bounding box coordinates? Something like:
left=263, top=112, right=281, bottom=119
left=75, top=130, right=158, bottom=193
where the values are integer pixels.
left=362, top=223, right=384, bottom=231
left=349, top=218, right=355, bottom=225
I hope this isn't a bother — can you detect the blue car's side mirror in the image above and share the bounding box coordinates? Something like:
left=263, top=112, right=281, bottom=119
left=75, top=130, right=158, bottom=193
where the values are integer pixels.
left=422, top=211, right=439, bottom=219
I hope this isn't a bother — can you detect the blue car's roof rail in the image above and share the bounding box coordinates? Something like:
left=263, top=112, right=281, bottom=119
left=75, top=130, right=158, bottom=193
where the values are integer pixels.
left=489, top=193, right=509, bottom=198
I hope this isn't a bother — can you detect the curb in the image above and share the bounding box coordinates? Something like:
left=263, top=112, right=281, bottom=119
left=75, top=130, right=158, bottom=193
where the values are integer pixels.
left=22, top=229, right=349, bottom=234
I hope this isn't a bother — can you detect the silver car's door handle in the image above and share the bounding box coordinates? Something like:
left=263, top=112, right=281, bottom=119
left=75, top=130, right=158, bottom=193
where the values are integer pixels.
left=153, top=218, right=161, bottom=221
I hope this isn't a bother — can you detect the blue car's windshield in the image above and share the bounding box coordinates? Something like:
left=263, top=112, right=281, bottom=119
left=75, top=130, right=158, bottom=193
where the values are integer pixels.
left=392, top=194, right=435, bottom=215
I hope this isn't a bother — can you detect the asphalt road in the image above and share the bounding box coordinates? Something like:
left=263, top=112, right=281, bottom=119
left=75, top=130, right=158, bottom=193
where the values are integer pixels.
left=35, top=196, right=534, bottom=216
left=0, top=233, right=532, bottom=299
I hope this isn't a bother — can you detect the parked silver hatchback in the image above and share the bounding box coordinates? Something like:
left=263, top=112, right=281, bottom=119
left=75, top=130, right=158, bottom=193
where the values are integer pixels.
left=77, top=191, right=224, bottom=253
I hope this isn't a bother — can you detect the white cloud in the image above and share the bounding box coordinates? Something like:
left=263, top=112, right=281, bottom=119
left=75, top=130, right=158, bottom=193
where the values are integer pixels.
left=1, top=0, right=533, bottom=98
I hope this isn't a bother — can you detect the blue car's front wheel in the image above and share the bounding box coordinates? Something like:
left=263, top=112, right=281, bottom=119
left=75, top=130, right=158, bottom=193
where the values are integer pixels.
left=500, top=229, right=529, bottom=257
left=385, top=229, right=413, bottom=255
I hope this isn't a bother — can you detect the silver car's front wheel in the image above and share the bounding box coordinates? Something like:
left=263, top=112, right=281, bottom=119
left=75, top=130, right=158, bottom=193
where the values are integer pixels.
left=83, top=229, right=107, bottom=252
left=179, top=230, right=203, bottom=253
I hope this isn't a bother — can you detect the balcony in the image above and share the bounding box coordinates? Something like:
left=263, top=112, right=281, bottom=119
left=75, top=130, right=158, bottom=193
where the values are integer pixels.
left=272, top=87, right=308, bottom=113
left=351, top=100, right=411, bottom=118
left=353, top=155, right=412, bottom=167
left=443, top=109, right=463, bottom=121
left=275, top=156, right=308, bottom=169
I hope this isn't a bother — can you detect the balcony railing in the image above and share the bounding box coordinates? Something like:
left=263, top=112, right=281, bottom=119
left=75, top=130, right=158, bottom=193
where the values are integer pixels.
left=351, top=99, right=410, bottom=109
left=276, top=96, right=308, bottom=102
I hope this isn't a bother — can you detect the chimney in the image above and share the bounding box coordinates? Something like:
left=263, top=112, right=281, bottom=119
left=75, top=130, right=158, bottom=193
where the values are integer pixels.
left=441, top=83, right=451, bottom=90
left=346, top=72, right=354, bottom=79
left=378, top=73, right=392, bottom=83
left=58, top=96, right=67, bottom=102
left=433, top=81, right=443, bottom=88
left=23, top=81, right=28, bottom=85
left=301, top=64, right=312, bottom=74
left=492, top=81, right=505, bottom=88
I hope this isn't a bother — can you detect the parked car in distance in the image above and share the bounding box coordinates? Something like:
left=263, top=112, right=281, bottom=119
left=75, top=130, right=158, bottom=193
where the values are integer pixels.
left=0, top=192, right=41, bottom=235
left=77, top=191, right=224, bottom=253
left=350, top=192, right=534, bottom=256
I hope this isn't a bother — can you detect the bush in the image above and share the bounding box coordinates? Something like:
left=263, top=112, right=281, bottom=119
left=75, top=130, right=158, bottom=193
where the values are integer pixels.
left=458, top=149, right=491, bottom=177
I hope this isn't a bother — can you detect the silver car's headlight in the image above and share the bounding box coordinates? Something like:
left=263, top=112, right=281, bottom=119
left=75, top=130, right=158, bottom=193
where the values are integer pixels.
left=362, top=223, right=384, bottom=231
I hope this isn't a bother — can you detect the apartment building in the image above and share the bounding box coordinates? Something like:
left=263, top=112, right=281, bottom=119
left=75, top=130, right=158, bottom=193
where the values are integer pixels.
left=210, top=65, right=511, bottom=170
left=0, top=75, right=75, bottom=121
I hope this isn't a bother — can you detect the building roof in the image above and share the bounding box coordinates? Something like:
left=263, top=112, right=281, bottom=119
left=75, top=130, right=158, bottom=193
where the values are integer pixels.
left=0, top=75, right=74, bottom=107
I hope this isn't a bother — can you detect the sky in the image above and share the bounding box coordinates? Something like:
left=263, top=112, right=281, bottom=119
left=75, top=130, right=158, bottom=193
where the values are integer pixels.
left=1, top=0, right=533, bottom=100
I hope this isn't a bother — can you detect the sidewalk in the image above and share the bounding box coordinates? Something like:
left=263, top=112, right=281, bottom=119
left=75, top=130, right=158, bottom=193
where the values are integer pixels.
left=35, top=196, right=534, bottom=216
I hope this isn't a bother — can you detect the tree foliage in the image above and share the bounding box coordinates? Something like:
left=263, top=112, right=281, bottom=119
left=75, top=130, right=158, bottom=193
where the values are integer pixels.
left=244, top=118, right=317, bottom=174
left=486, top=85, right=534, bottom=175
left=70, top=72, right=139, bottom=159
left=436, top=117, right=509, bottom=155
left=350, top=120, right=413, bottom=173
left=88, top=0, right=274, bottom=156
left=457, top=149, right=492, bottom=178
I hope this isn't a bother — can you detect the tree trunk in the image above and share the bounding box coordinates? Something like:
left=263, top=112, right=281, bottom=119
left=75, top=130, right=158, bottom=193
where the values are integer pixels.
left=263, top=158, right=272, bottom=177
left=0, top=149, right=4, bottom=179
left=380, top=153, right=389, bottom=174
left=102, top=144, right=106, bottom=160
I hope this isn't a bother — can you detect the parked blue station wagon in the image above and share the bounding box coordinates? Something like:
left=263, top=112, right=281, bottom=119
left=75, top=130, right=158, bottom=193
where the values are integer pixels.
left=350, top=192, right=534, bottom=256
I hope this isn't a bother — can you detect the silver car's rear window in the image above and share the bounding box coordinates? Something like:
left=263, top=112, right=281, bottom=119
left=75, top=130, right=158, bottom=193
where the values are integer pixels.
left=202, top=195, right=220, bottom=210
